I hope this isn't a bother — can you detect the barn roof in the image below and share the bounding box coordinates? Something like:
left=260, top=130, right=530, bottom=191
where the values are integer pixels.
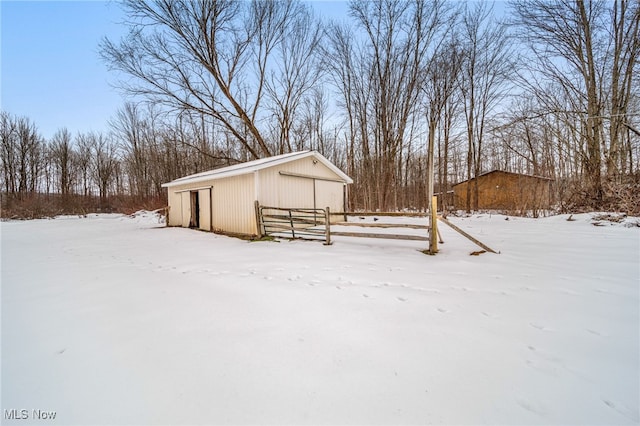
left=452, top=169, right=553, bottom=187
left=162, top=150, right=353, bottom=188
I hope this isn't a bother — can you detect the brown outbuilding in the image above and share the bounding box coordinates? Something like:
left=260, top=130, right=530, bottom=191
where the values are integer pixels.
left=452, top=170, right=552, bottom=212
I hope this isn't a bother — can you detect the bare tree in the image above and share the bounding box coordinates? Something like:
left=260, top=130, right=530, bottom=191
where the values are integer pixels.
left=110, top=103, right=153, bottom=199
left=323, top=21, right=374, bottom=210
left=460, top=2, right=513, bottom=212
left=0, top=111, right=18, bottom=196
left=423, top=34, right=463, bottom=239
left=329, top=0, right=453, bottom=211
left=87, top=133, right=119, bottom=207
left=101, top=0, right=317, bottom=160
left=510, top=0, right=640, bottom=205
left=50, top=128, right=75, bottom=196
left=264, top=4, right=323, bottom=154
left=74, top=133, right=93, bottom=197
left=607, top=0, right=640, bottom=179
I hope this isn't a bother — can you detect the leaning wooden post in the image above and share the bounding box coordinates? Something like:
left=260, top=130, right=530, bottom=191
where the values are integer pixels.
left=289, top=210, right=296, bottom=238
left=324, top=207, right=332, bottom=245
left=429, top=195, right=438, bottom=254
left=254, top=200, right=263, bottom=238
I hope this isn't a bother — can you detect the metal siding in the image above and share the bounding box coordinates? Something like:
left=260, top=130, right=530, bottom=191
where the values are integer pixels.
left=315, top=180, right=345, bottom=221
left=280, top=177, right=315, bottom=208
left=198, top=189, right=211, bottom=231
left=167, top=190, right=183, bottom=226
left=211, top=174, right=257, bottom=235
left=257, top=157, right=344, bottom=208
left=276, top=156, right=341, bottom=179
left=180, top=192, right=191, bottom=227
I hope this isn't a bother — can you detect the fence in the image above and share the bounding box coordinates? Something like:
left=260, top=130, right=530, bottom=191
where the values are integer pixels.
left=256, top=202, right=332, bottom=244
left=255, top=202, right=430, bottom=245
left=255, top=201, right=495, bottom=254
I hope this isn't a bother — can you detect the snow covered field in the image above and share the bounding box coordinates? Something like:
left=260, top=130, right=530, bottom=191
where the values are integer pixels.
left=2, top=212, right=638, bottom=425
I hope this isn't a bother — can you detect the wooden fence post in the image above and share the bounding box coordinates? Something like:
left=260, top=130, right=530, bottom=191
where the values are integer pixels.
left=254, top=200, right=263, bottom=238
left=289, top=210, right=296, bottom=238
left=324, top=207, right=332, bottom=245
left=429, top=195, right=438, bottom=254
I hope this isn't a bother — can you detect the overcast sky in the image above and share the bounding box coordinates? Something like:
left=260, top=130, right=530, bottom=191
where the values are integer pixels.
left=1, top=0, right=353, bottom=141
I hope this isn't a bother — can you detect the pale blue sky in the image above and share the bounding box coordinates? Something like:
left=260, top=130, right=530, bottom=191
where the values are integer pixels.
left=1, top=0, right=351, bottom=141
left=2, top=1, right=128, bottom=139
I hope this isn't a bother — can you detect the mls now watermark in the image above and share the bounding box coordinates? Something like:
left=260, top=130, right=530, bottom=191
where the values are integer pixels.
left=4, top=409, right=57, bottom=421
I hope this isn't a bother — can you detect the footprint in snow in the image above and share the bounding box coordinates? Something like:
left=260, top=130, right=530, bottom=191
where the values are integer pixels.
left=516, top=397, right=547, bottom=416
left=437, top=307, right=448, bottom=313
left=362, top=294, right=369, bottom=298
left=602, top=399, right=639, bottom=422
left=529, top=322, right=553, bottom=332
left=397, top=297, right=407, bottom=302
left=559, top=288, right=580, bottom=295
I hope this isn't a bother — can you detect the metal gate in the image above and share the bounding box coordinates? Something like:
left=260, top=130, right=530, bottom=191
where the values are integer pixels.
left=257, top=204, right=331, bottom=244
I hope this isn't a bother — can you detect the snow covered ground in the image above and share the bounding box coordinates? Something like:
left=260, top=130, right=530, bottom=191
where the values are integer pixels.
left=1, top=212, right=638, bottom=425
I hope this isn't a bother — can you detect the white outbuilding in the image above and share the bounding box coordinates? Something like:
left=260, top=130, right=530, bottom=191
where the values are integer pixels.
left=162, top=150, right=353, bottom=236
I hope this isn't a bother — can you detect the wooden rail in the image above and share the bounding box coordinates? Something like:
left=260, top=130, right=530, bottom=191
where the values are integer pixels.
left=330, top=231, right=428, bottom=241
left=437, top=216, right=498, bottom=254
left=335, top=222, right=429, bottom=230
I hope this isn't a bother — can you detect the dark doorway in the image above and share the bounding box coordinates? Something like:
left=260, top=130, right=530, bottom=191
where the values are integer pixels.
left=190, top=191, right=199, bottom=228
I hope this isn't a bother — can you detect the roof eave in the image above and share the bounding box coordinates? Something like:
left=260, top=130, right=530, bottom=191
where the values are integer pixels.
left=162, top=150, right=353, bottom=188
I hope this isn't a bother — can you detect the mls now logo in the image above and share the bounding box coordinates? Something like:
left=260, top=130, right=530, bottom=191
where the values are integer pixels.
left=4, top=409, right=57, bottom=420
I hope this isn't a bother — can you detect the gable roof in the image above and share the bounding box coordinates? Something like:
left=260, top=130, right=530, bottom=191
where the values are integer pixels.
left=162, top=150, right=353, bottom=188
left=452, top=170, right=553, bottom=187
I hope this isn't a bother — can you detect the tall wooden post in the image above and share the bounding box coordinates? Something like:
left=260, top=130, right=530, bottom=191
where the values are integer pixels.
left=430, top=196, right=438, bottom=254
left=324, top=207, right=332, bottom=245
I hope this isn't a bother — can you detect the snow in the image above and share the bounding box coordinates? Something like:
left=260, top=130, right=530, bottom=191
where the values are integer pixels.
left=1, top=211, right=638, bottom=425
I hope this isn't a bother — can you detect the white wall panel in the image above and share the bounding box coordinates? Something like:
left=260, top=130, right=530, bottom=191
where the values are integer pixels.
left=180, top=192, right=191, bottom=227
left=167, top=190, right=183, bottom=226
left=211, top=174, right=256, bottom=235
left=198, top=188, right=211, bottom=231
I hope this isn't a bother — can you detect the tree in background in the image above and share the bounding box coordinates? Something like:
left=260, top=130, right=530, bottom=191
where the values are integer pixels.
left=459, top=2, right=513, bottom=212
left=511, top=0, right=640, bottom=207
left=100, top=0, right=324, bottom=160
left=2, top=0, right=638, bottom=218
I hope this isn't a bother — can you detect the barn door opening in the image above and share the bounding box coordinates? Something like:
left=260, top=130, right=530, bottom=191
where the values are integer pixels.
left=190, top=191, right=199, bottom=228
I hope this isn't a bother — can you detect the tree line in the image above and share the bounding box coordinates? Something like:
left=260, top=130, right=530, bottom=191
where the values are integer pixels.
left=2, top=0, right=639, bottom=218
